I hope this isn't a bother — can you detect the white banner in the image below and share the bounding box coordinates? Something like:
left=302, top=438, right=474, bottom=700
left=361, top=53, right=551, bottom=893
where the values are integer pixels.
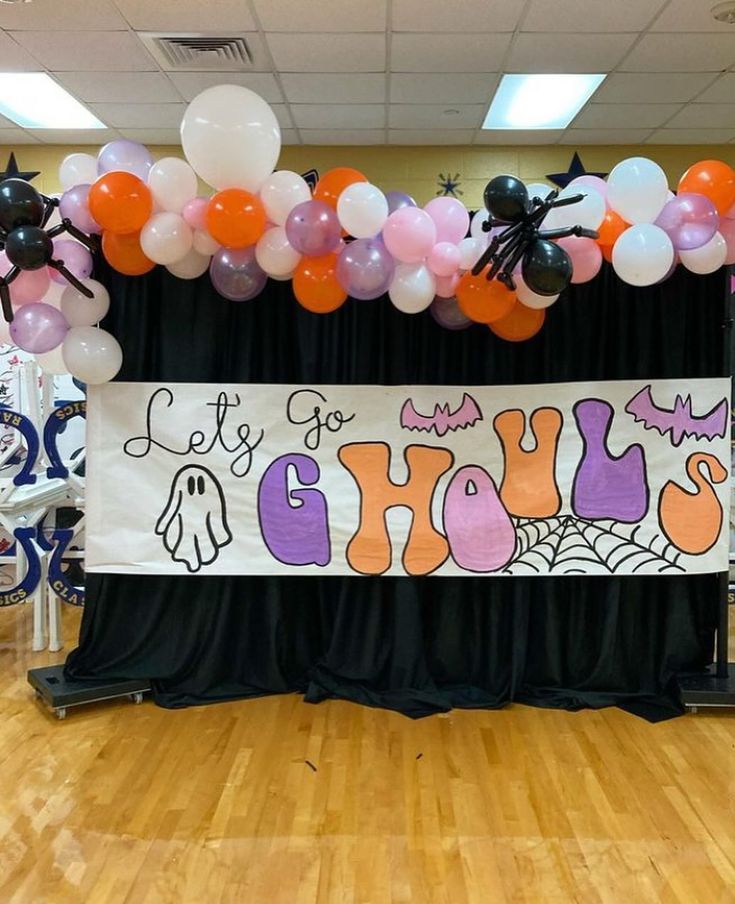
left=86, top=378, right=731, bottom=578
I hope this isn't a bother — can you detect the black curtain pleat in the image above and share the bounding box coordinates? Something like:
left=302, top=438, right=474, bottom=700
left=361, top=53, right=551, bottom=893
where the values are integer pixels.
left=65, top=259, right=726, bottom=720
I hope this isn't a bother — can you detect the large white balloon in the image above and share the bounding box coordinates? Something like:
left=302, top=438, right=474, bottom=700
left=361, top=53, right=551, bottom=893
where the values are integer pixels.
left=181, top=85, right=281, bottom=192
left=337, top=182, right=388, bottom=239
left=141, top=212, right=193, bottom=265
left=458, top=237, right=486, bottom=271
left=543, top=185, right=605, bottom=231
left=470, top=210, right=490, bottom=242
left=679, top=232, right=727, bottom=274
left=525, top=181, right=555, bottom=202
left=35, top=344, right=69, bottom=375
left=193, top=229, right=220, bottom=256
left=61, top=279, right=110, bottom=327
left=148, top=157, right=198, bottom=214
left=166, top=248, right=211, bottom=279
left=62, top=326, right=122, bottom=384
left=515, top=275, right=559, bottom=309
left=260, top=171, right=311, bottom=225
left=612, top=224, right=674, bottom=286
left=255, top=225, right=301, bottom=277
left=607, top=157, right=669, bottom=225
left=59, top=153, right=97, bottom=191
left=388, top=263, right=436, bottom=313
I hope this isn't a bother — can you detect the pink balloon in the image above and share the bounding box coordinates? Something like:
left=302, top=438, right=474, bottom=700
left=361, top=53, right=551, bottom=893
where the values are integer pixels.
left=568, top=175, right=608, bottom=201
left=427, top=241, right=461, bottom=277
left=719, top=217, right=735, bottom=265
left=434, top=272, right=461, bottom=298
left=182, top=196, right=209, bottom=231
left=556, top=236, right=602, bottom=284
left=0, top=250, right=50, bottom=305
left=382, top=207, right=436, bottom=263
left=424, top=197, right=469, bottom=244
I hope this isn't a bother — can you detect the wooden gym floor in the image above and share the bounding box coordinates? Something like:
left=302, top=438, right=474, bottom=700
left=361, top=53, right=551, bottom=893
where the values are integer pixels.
left=1, top=604, right=735, bottom=904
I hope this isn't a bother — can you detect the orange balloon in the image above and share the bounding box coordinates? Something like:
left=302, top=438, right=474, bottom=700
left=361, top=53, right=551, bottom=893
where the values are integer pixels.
left=102, top=230, right=155, bottom=276
left=489, top=301, right=546, bottom=342
left=597, top=209, right=628, bottom=247
left=313, top=167, right=367, bottom=210
left=456, top=272, right=516, bottom=323
left=293, top=253, right=347, bottom=313
left=600, top=243, right=614, bottom=263
left=678, top=159, right=735, bottom=215
left=207, top=189, right=266, bottom=248
left=88, top=171, right=152, bottom=235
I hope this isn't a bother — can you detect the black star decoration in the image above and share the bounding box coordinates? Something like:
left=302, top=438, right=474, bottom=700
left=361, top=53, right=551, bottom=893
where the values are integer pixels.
left=437, top=172, right=463, bottom=197
left=0, top=153, right=40, bottom=184
left=546, top=152, right=607, bottom=189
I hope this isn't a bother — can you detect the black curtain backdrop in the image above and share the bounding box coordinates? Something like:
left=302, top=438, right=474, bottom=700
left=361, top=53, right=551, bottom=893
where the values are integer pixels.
left=65, top=259, right=726, bottom=720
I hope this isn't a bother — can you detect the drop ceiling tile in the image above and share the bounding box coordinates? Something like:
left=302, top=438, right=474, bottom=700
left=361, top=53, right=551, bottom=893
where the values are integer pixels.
left=11, top=30, right=157, bottom=71
left=90, top=103, right=187, bottom=129
left=647, top=128, right=735, bottom=144
left=300, top=129, right=385, bottom=145
left=281, top=73, right=386, bottom=104
left=390, top=73, right=499, bottom=104
left=146, top=32, right=271, bottom=73
left=270, top=105, right=294, bottom=128
left=0, top=113, right=16, bottom=129
left=650, top=0, right=735, bottom=32
left=279, top=129, right=300, bottom=145
left=593, top=72, right=717, bottom=104
left=290, top=104, right=385, bottom=129
left=664, top=104, right=735, bottom=129
left=0, top=31, right=45, bottom=70
left=391, top=33, right=511, bottom=72
left=571, top=103, right=682, bottom=129
left=119, top=128, right=183, bottom=144
left=506, top=32, right=635, bottom=72
left=620, top=34, right=735, bottom=71
left=54, top=71, right=181, bottom=104
left=475, top=130, right=564, bottom=144
left=113, top=0, right=256, bottom=30
left=267, top=33, right=385, bottom=72
left=0, top=0, right=126, bottom=29
left=254, top=0, right=385, bottom=31
left=696, top=74, right=735, bottom=104
left=523, top=0, right=666, bottom=32
left=392, top=0, right=523, bottom=32
left=389, top=104, right=484, bottom=129
left=560, top=128, right=654, bottom=144
left=167, top=72, right=283, bottom=103
left=389, top=130, right=475, bottom=144
left=33, top=128, right=120, bottom=144
left=0, top=129, right=40, bottom=144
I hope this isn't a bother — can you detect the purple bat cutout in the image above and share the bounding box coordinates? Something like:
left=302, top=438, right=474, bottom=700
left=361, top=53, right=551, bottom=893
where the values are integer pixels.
left=400, top=393, right=483, bottom=437
left=625, top=385, right=728, bottom=448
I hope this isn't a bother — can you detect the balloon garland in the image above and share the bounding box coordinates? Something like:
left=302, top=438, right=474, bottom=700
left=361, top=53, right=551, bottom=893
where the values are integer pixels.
left=3, top=84, right=735, bottom=384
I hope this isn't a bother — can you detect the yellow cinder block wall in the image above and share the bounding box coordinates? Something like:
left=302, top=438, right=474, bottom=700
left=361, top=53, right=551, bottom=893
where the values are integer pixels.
left=2, top=144, right=735, bottom=208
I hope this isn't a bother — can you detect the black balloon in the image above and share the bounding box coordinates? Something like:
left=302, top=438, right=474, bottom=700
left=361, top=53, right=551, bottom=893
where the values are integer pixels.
left=483, top=175, right=529, bottom=224
left=522, top=239, right=572, bottom=296
left=5, top=225, right=53, bottom=271
left=0, top=178, right=45, bottom=233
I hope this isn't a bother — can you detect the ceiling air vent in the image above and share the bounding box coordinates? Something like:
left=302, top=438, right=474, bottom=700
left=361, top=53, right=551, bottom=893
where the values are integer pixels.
left=141, top=34, right=254, bottom=71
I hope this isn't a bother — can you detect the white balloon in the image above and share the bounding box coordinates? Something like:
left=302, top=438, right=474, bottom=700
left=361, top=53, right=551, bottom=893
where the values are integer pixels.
left=543, top=185, right=605, bottom=231
left=255, top=225, right=301, bottom=277
left=458, top=237, right=486, bottom=271
left=612, top=224, right=674, bottom=286
left=337, top=182, right=388, bottom=239
left=607, top=157, right=669, bottom=225
left=35, top=345, right=69, bottom=375
left=193, top=229, right=220, bottom=256
left=269, top=271, right=294, bottom=281
left=260, top=171, right=311, bottom=225
left=388, top=263, right=436, bottom=314
left=525, top=182, right=555, bottom=202
left=148, top=157, right=198, bottom=214
left=515, top=275, right=559, bottom=309
left=181, top=84, right=281, bottom=192
left=59, top=153, right=97, bottom=191
left=679, top=232, right=727, bottom=275
left=61, top=278, right=110, bottom=327
left=62, top=326, right=122, bottom=384
left=470, top=210, right=490, bottom=242
left=166, top=248, right=211, bottom=280
left=140, top=212, right=193, bottom=265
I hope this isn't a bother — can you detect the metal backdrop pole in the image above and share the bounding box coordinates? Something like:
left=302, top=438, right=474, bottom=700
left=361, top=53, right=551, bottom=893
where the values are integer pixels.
left=718, top=264, right=734, bottom=678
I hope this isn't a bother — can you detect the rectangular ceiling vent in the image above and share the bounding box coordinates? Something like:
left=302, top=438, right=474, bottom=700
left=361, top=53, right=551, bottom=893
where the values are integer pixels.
left=141, top=34, right=253, bottom=71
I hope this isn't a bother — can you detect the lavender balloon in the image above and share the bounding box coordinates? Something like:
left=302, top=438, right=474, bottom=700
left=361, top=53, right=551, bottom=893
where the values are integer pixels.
left=97, top=139, right=153, bottom=182
left=430, top=296, right=472, bottom=331
left=59, top=184, right=100, bottom=234
left=385, top=191, right=417, bottom=215
left=285, top=200, right=341, bottom=257
left=655, top=193, right=719, bottom=251
left=336, top=237, right=395, bottom=300
left=50, top=239, right=93, bottom=285
left=210, top=246, right=267, bottom=301
left=10, top=303, right=69, bottom=354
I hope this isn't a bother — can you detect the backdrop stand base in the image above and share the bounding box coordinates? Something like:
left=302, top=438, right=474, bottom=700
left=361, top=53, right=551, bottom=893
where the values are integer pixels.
left=27, top=664, right=151, bottom=720
left=679, top=663, right=735, bottom=712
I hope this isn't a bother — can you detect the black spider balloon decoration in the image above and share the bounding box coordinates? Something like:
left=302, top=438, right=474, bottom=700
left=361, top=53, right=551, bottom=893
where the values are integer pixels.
left=0, top=178, right=96, bottom=324
left=472, top=175, right=599, bottom=296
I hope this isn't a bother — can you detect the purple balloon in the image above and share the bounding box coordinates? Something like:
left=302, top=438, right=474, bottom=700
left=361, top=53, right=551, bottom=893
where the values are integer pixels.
left=385, top=191, right=417, bottom=215
left=210, top=246, right=267, bottom=301
left=10, top=303, right=69, bottom=354
left=655, top=192, right=720, bottom=252
left=285, top=200, right=341, bottom=257
left=430, top=296, right=473, bottom=331
left=336, top=237, right=395, bottom=300
left=59, top=184, right=100, bottom=234
left=97, top=139, right=153, bottom=182
left=50, top=239, right=93, bottom=285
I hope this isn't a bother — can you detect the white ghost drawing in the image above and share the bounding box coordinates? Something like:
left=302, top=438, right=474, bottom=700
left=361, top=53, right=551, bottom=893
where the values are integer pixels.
left=156, top=465, right=233, bottom=573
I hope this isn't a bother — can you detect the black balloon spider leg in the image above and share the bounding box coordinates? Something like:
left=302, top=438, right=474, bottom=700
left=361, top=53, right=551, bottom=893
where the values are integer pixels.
left=538, top=225, right=599, bottom=241
left=40, top=194, right=59, bottom=229
left=47, top=218, right=98, bottom=253
left=0, top=265, right=21, bottom=323
left=47, top=259, right=94, bottom=298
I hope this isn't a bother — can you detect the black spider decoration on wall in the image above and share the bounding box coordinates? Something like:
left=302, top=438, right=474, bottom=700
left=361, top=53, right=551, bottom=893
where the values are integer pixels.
left=472, top=175, right=598, bottom=296
left=0, top=178, right=96, bottom=324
